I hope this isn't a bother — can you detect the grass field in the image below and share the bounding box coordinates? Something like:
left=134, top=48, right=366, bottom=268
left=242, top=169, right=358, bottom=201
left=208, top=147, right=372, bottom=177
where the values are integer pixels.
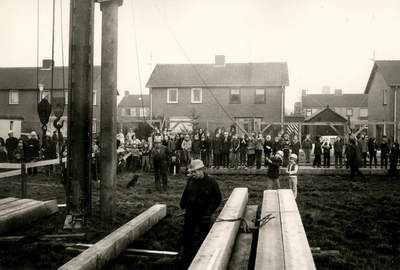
left=0, top=167, right=399, bottom=270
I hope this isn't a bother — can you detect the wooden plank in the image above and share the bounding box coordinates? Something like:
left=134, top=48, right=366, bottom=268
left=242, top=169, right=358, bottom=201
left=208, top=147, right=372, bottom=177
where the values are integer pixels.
left=0, top=200, right=58, bottom=234
left=278, top=190, right=316, bottom=270
left=189, top=188, right=248, bottom=270
left=0, top=199, right=36, bottom=213
left=58, top=204, right=167, bottom=270
left=0, top=197, right=20, bottom=205
left=228, top=205, right=258, bottom=270
left=40, top=233, right=86, bottom=241
left=254, top=190, right=284, bottom=270
left=0, top=170, right=22, bottom=178
left=0, top=163, right=22, bottom=169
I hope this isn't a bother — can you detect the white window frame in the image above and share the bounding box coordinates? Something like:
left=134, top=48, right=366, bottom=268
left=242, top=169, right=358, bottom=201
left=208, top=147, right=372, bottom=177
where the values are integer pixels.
left=306, top=108, right=312, bottom=117
left=9, top=90, right=19, bottom=104
left=360, top=108, right=368, bottom=117
left=254, top=88, right=266, bottom=104
left=140, top=107, right=149, bottom=117
left=92, top=120, right=97, bottom=134
left=41, top=90, right=51, bottom=102
left=167, top=88, right=178, bottom=103
left=121, top=108, right=126, bottom=116
left=130, top=108, right=136, bottom=116
left=93, top=91, right=97, bottom=106
left=230, top=89, right=240, bottom=103
left=65, top=90, right=68, bottom=104
left=191, top=88, right=202, bottom=103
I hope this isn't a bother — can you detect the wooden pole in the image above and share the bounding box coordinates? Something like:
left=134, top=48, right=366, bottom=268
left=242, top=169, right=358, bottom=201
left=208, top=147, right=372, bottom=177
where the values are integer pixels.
left=21, top=163, right=27, bottom=199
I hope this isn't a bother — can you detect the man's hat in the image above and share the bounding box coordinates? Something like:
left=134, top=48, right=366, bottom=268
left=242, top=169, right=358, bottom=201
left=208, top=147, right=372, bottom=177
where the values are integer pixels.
left=8, top=130, right=13, bottom=134
left=30, top=131, right=37, bottom=136
left=188, top=159, right=205, bottom=172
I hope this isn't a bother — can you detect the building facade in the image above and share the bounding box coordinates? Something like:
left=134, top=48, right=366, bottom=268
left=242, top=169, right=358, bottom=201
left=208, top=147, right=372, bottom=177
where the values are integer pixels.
left=145, top=56, right=289, bottom=136
left=0, top=65, right=102, bottom=138
left=364, top=60, right=400, bottom=143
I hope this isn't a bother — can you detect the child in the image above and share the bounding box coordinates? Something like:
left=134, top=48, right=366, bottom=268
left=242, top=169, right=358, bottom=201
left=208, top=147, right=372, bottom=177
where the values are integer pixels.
left=200, top=135, right=210, bottom=167
left=265, top=150, right=283, bottom=189
left=379, top=138, right=390, bottom=169
left=13, top=142, right=25, bottom=163
left=192, top=135, right=201, bottom=160
left=313, top=135, right=322, bottom=168
left=130, top=143, right=141, bottom=172
left=368, top=137, right=378, bottom=168
left=282, top=133, right=291, bottom=167
left=0, top=141, right=7, bottom=163
left=322, top=138, right=332, bottom=168
left=263, top=135, right=273, bottom=160
left=334, top=136, right=343, bottom=168
left=239, top=134, right=247, bottom=169
left=286, top=153, right=298, bottom=199
left=272, top=136, right=281, bottom=156
left=247, top=137, right=255, bottom=169
left=141, top=142, right=150, bottom=172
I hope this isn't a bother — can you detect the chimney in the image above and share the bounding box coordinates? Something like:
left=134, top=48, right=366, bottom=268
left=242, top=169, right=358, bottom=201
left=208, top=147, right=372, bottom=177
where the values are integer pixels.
left=302, top=89, right=307, bottom=96
left=214, top=55, right=225, bottom=66
left=125, top=91, right=129, bottom=97
left=42, top=59, right=53, bottom=70
left=322, top=85, right=331, bottom=94
left=334, top=89, right=342, bottom=96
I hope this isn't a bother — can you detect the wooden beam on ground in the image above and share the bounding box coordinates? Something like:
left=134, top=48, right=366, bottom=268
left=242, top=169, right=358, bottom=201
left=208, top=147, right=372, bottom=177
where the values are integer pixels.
left=188, top=187, right=248, bottom=270
left=254, top=190, right=284, bottom=270
left=0, top=236, right=26, bottom=243
left=58, top=204, right=167, bottom=270
left=0, top=198, right=58, bottom=235
left=278, top=190, right=316, bottom=270
left=40, top=233, right=86, bottom=241
left=228, top=205, right=258, bottom=270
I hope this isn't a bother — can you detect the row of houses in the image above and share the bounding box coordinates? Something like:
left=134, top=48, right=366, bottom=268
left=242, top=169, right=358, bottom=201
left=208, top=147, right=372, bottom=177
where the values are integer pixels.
left=1, top=57, right=399, bottom=143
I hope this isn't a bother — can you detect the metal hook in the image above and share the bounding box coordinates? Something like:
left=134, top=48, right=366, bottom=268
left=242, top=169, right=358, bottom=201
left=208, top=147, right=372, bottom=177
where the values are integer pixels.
left=53, top=117, right=64, bottom=131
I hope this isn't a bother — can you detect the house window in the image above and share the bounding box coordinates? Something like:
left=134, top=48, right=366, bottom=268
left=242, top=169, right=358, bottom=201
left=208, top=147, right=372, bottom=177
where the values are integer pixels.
left=9, top=90, right=19, bottom=104
left=93, top=91, right=97, bottom=106
left=65, top=90, right=68, bottom=104
left=167, top=88, right=178, bottom=103
left=254, top=89, right=265, bottom=103
left=130, top=108, right=136, bottom=116
left=230, top=89, right=240, bottom=104
left=191, top=88, right=202, bottom=103
left=121, top=108, right=126, bottom=116
left=383, top=89, right=387, bottom=105
left=92, top=120, right=97, bottom=133
left=346, top=108, right=353, bottom=116
left=360, top=108, right=368, bottom=118
left=41, top=90, right=51, bottom=102
left=306, top=108, right=312, bottom=117
left=140, top=107, right=150, bottom=117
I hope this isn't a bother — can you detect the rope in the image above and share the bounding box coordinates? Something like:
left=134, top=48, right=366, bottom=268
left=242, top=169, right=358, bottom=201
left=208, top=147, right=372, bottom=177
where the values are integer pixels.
left=201, top=214, right=275, bottom=233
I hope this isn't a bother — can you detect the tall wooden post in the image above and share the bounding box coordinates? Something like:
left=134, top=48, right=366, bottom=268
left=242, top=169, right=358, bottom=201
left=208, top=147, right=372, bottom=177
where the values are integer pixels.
left=99, top=0, right=123, bottom=222
left=65, top=0, right=94, bottom=226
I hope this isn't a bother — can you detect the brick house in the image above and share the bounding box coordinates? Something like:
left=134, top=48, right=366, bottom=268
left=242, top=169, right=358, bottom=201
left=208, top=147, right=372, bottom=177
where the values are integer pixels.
left=145, top=56, right=289, bottom=136
left=364, top=60, right=400, bottom=143
left=303, top=106, right=347, bottom=138
left=0, top=65, right=102, bottom=138
left=301, top=89, right=368, bottom=132
left=117, top=92, right=150, bottom=138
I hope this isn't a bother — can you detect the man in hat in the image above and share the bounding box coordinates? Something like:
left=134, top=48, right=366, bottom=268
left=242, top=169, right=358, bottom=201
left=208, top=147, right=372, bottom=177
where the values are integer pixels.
left=178, top=159, right=222, bottom=261
left=26, top=131, right=40, bottom=176
left=5, top=130, right=19, bottom=163
left=265, top=150, right=283, bottom=189
left=151, top=137, right=172, bottom=192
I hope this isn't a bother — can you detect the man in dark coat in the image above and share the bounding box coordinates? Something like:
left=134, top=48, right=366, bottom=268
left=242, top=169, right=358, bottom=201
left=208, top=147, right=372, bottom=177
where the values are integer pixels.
left=41, top=131, right=57, bottom=175
left=179, top=159, right=222, bottom=261
left=5, top=131, right=19, bottom=163
left=151, top=137, right=172, bottom=192
left=26, top=131, right=40, bottom=176
left=347, top=138, right=366, bottom=181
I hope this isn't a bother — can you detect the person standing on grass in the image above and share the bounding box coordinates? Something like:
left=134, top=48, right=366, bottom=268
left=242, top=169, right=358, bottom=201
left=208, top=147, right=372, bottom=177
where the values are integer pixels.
left=368, top=137, right=378, bottom=168
left=389, top=142, right=399, bottom=177
left=5, top=131, right=19, bottom=163
left=286, top=153, right=299, bottom=199
left=130, top=143, right=141, bottom=173
left=255, top=133, right=264, bottom=169
left=178, top=159, right=222, bottom=261
left=282, top=133, right=291, bottom=167
left=263, top=135, right=273, bottom=160
left=302, top=134, right=313, bottom=163
left=313, top=135, right=322, bottom=168
left=212, top=133, right=222, bottom=169
left=26, top=131, right=40, bottom=176
left=334, top=136, right=343, bottom=168
left=347, top=138, right=366, bottom=181
left=152, top=137, right=171, bottom=193
left=239, top=134, right=247, bottom=169
left=290, top=135, right=300, bottom=159
left=265, top=150, right=283, bottom=189
left=358, top=134, right=368, bottom=168
left=379, top=138, right=390, bottom=169
left=12, top=141, right=25, bottom=163
left=231, top=133, right=240, bottom=169
left=322, top=138, right=332, bottom=168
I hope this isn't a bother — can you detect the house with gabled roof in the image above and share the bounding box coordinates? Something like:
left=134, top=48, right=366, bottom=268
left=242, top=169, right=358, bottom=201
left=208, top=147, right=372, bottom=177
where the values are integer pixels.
left=117, top=92, right=150, bottom=137
left=145, top=55, right=289, bottom=135
left=364, top=60, right=400, bottom=143
left=0, top=65, right=102, bottom=137
left=303, top=105, right=347, bottom=138
left=301, top=89, right=368, bottom=133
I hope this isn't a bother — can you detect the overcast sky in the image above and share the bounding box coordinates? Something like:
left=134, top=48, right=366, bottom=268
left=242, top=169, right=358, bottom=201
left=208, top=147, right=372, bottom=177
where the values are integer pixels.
left=1, top=0, right=400, bottom=112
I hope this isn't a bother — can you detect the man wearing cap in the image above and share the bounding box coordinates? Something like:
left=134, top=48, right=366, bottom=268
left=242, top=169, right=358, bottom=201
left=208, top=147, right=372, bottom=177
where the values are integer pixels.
left=179, top=159, right=222, bottom=261
left=5, top=131, right=19, bottom=163
left=265, top=150, right=283, bottom=189
left=26, top=131, right=40, bottom=176
left=151, top=137, right=172, bottom=192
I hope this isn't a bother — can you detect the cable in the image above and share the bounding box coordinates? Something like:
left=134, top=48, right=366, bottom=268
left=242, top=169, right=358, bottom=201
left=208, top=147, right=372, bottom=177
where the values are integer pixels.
left=201, top=214, right=275, bottom=233
left=151, top=0, right=250, bottom=136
